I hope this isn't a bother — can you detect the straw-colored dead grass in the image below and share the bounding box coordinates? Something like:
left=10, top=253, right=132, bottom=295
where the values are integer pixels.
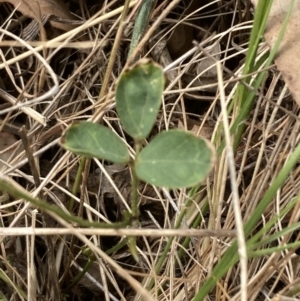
left=0, top=0, right=300, bottom=300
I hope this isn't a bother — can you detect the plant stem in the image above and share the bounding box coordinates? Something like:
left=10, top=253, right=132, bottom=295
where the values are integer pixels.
left=131, top=140, right=142, bottom=223
left=65, top=237, right=129, bottom=292
left=106, top=237, right=129, bottom=255
left=127, top=140, right=142, bottom=262
left=64, top=258, right=94, bottom=291
left=0, top=175, right=130, bottom=229
left=68, top=156, right=86, bottom=212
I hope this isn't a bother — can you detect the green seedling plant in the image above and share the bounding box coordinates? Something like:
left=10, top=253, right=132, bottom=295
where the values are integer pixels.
left=60, top=59, right=215, bottom=259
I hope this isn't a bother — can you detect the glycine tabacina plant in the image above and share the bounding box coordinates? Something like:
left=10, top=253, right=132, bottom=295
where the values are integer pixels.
left=60, top=59, right=215, bottom=256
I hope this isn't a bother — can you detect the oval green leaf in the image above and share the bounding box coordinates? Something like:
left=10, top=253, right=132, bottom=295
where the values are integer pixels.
left=60, top=122, right=129, bottom=164
left=116, top=59, right=164, bottom=139
left=135, top=130, right=215, bottom=188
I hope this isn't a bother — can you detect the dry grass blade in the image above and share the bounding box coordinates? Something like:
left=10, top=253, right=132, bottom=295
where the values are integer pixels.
left=1, top=0, right=300, bottom=300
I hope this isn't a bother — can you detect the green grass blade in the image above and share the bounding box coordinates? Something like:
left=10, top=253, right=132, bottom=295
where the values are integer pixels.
left=127, top=0, right=155, bottom=59
left=192, top=140, right=300, bottom=301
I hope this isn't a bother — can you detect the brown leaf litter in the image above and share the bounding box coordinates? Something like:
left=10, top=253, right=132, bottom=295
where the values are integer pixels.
left=251, top=0, right=300, bottom=107
left=0, top=0, right=75, bottom=31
